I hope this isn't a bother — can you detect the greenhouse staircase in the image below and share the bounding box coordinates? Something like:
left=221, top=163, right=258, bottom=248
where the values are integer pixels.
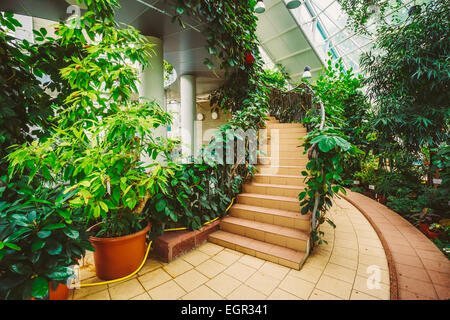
left=208, top=115, right=311, bottom=270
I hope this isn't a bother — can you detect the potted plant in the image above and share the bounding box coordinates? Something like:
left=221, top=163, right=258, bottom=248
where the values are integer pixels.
left=375, top=176, right=392, bottom=205
left=0, top=186, right=93, bottom=300
left=6, top=2, right=180, bottom=281
left=427, top=223, right=444, bottom=240
left=8, top=103, right=178, bottom=280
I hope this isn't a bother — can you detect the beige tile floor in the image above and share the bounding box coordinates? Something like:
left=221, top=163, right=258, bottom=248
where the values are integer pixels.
left=70, top=198, right=390, bottom=300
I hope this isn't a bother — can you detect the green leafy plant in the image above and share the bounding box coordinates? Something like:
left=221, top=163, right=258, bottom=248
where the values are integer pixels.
left=360, top=0, right=449, bottom=184
left=429, top=223, right=444, bottom=233
left=0, top=185, right=93, bottom=300
left=299, top=127, right=358, bottom=245
left=5, top=0, right=180, bottom=238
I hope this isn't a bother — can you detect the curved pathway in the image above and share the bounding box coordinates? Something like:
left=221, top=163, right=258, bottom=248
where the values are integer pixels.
left=342, top=189, right=450, bottom=300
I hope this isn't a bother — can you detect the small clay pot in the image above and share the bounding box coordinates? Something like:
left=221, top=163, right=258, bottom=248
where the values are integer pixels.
left=419, top=222, right=430, bottom=234
left=426, top=229, right=443, bottom=241
left=377, top=195, right=387, bottom=205
left=49, top=281, right=70, bottom=300
left=88, top=223, right=150, bottom=280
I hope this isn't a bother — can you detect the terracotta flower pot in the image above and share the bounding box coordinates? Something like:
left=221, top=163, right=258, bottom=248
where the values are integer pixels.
left=377, top=195, right=387, bottom=205
left=88, top=223, right=150, bottom=280
left=426, top=229, right=442, bottom=241
left=30, top=281, right=70, bottom=300
left=419, top=222, right=430, bottom=234
left=49, top=282, right=70, bottom=300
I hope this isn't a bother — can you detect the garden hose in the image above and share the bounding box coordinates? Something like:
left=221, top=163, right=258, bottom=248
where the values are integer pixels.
left=78, top=197, right=235, bottom=288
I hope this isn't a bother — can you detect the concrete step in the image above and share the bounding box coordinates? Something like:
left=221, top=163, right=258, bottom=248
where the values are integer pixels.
left=243, top=182, right=305, bottom=198
left=208, top=230, right=308, bottom=270
left=258, top=157, right=309, bottom=166
left=220, top=216, right=309, bottom=251
left=237, top=193, right=301, bottom=212
left=256, top=165, right=306, bottom=175
left=229, top=203, right=311, bottom=231
left=253, top=173, right=307, bottom=186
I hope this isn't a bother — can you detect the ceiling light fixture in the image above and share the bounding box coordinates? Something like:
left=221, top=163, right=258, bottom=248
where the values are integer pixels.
left=255, top=0, right=266, bottom=14
left=285, top=0, right=301, bottom=10
left=302, top=66, right=312, bottom=79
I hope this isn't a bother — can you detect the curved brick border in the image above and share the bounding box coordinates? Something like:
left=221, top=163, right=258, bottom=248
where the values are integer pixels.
left=341, top=189, right=450, bottom=300
left=340, top=191, right=399, bottom=300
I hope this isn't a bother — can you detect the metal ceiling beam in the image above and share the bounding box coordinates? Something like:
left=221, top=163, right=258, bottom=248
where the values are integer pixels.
left=274, top=47, right=312, bottom=62
left=261, top=25, right=298, bottom=44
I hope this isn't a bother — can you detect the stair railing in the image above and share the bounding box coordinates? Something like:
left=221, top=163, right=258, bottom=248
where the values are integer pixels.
left=310, top=100, right=326, bottom=234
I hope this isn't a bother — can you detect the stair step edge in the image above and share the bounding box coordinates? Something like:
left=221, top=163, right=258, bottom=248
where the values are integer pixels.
left=231, top=203, right=311, bottom=220
left=222, top=216, right=309, bottom=240
left=209, top=231, right=306, bottom=263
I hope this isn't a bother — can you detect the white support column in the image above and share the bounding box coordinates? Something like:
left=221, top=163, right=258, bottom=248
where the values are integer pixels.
left=180, top=74, right=196, bottom=162
left=138, top=35, right=166, bottom=138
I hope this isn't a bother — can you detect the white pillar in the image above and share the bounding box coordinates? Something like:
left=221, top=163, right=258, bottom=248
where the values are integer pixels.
left=180, top=74, right=196, bottom=162
left=138, top=36, right=166, bottom=139
left=137, top=36, right=166, bottom=165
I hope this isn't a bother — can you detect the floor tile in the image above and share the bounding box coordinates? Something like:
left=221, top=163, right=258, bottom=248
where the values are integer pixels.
left=130, top=292, right=152, bottom=300
left=138, top=268, right=172, bottom=291
left=206, top=273, right=242, bottom=297
left=138, top=258, right=163, bottom=276
left=148, top=280, right=186, bottom=300
left=195, top=259, right=227, bottom=279
left=258, top=261, right=290, bottom=280
left=267, top=288, right=301, bottom=300
left=198, top=242, right=225, bottom=256
left=353, top=275, right=390, bottom=300
left=288, top=265, right=323, bottom=284
left=163, top=258, right=194, bottom=277
left=109, top=278, right=145, bottom=300
left=323, top=263, right=356, bottom=284
left=211, top=250, right=241, bottom=266
left=182, top=285, right=223, bottom=300
left=79, top=289, right=110, bottom=300
left=238, top=255, right=266, bottom=269
left=224, top=261, right=257, bottom=282
left=174, top=269, right=209, bottom=292
left=227, top=284, right=267, bottom=300
left=308, top=288, right=342, bottom=300
left=182, top=250, right=210, bottom=266
left=316, top=275, right=352, bottom=300
left=278, top=275, right=315, bottom=299
left=246, top=271, right=281, bottom=295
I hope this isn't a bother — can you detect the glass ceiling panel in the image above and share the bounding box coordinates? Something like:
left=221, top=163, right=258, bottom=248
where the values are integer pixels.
left=286, top=0, right=419, bottom=73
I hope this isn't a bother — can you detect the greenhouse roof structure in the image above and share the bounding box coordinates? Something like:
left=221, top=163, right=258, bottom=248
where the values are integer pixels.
left=257, top=0, right=418, bottom=81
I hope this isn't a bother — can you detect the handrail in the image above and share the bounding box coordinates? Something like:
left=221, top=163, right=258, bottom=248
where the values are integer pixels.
left=310, top=99, right=326, bottom=243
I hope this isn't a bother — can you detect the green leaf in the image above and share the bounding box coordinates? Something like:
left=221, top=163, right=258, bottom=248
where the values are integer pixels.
left=46, top=242, right=62, bottom=255
left=10, top=263, right=32, bottom=275
left=318, top=137, right=336, bottom=152
left=32, top=239, right=45, bottom=252
left=155, top=199, right=166, bottom=212
left=4, top=243, right=21, bottom=251
left=32, top=277, right=48, bottom=299
left=63, top=228, right=79, bottom=239
left=42, top=223, right=66, bottom=230
left=37, top=230, right=52, bottom=239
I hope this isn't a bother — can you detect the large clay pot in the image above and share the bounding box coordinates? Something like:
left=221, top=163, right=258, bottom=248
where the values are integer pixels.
left=88, top=223, right=150, bottom=280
